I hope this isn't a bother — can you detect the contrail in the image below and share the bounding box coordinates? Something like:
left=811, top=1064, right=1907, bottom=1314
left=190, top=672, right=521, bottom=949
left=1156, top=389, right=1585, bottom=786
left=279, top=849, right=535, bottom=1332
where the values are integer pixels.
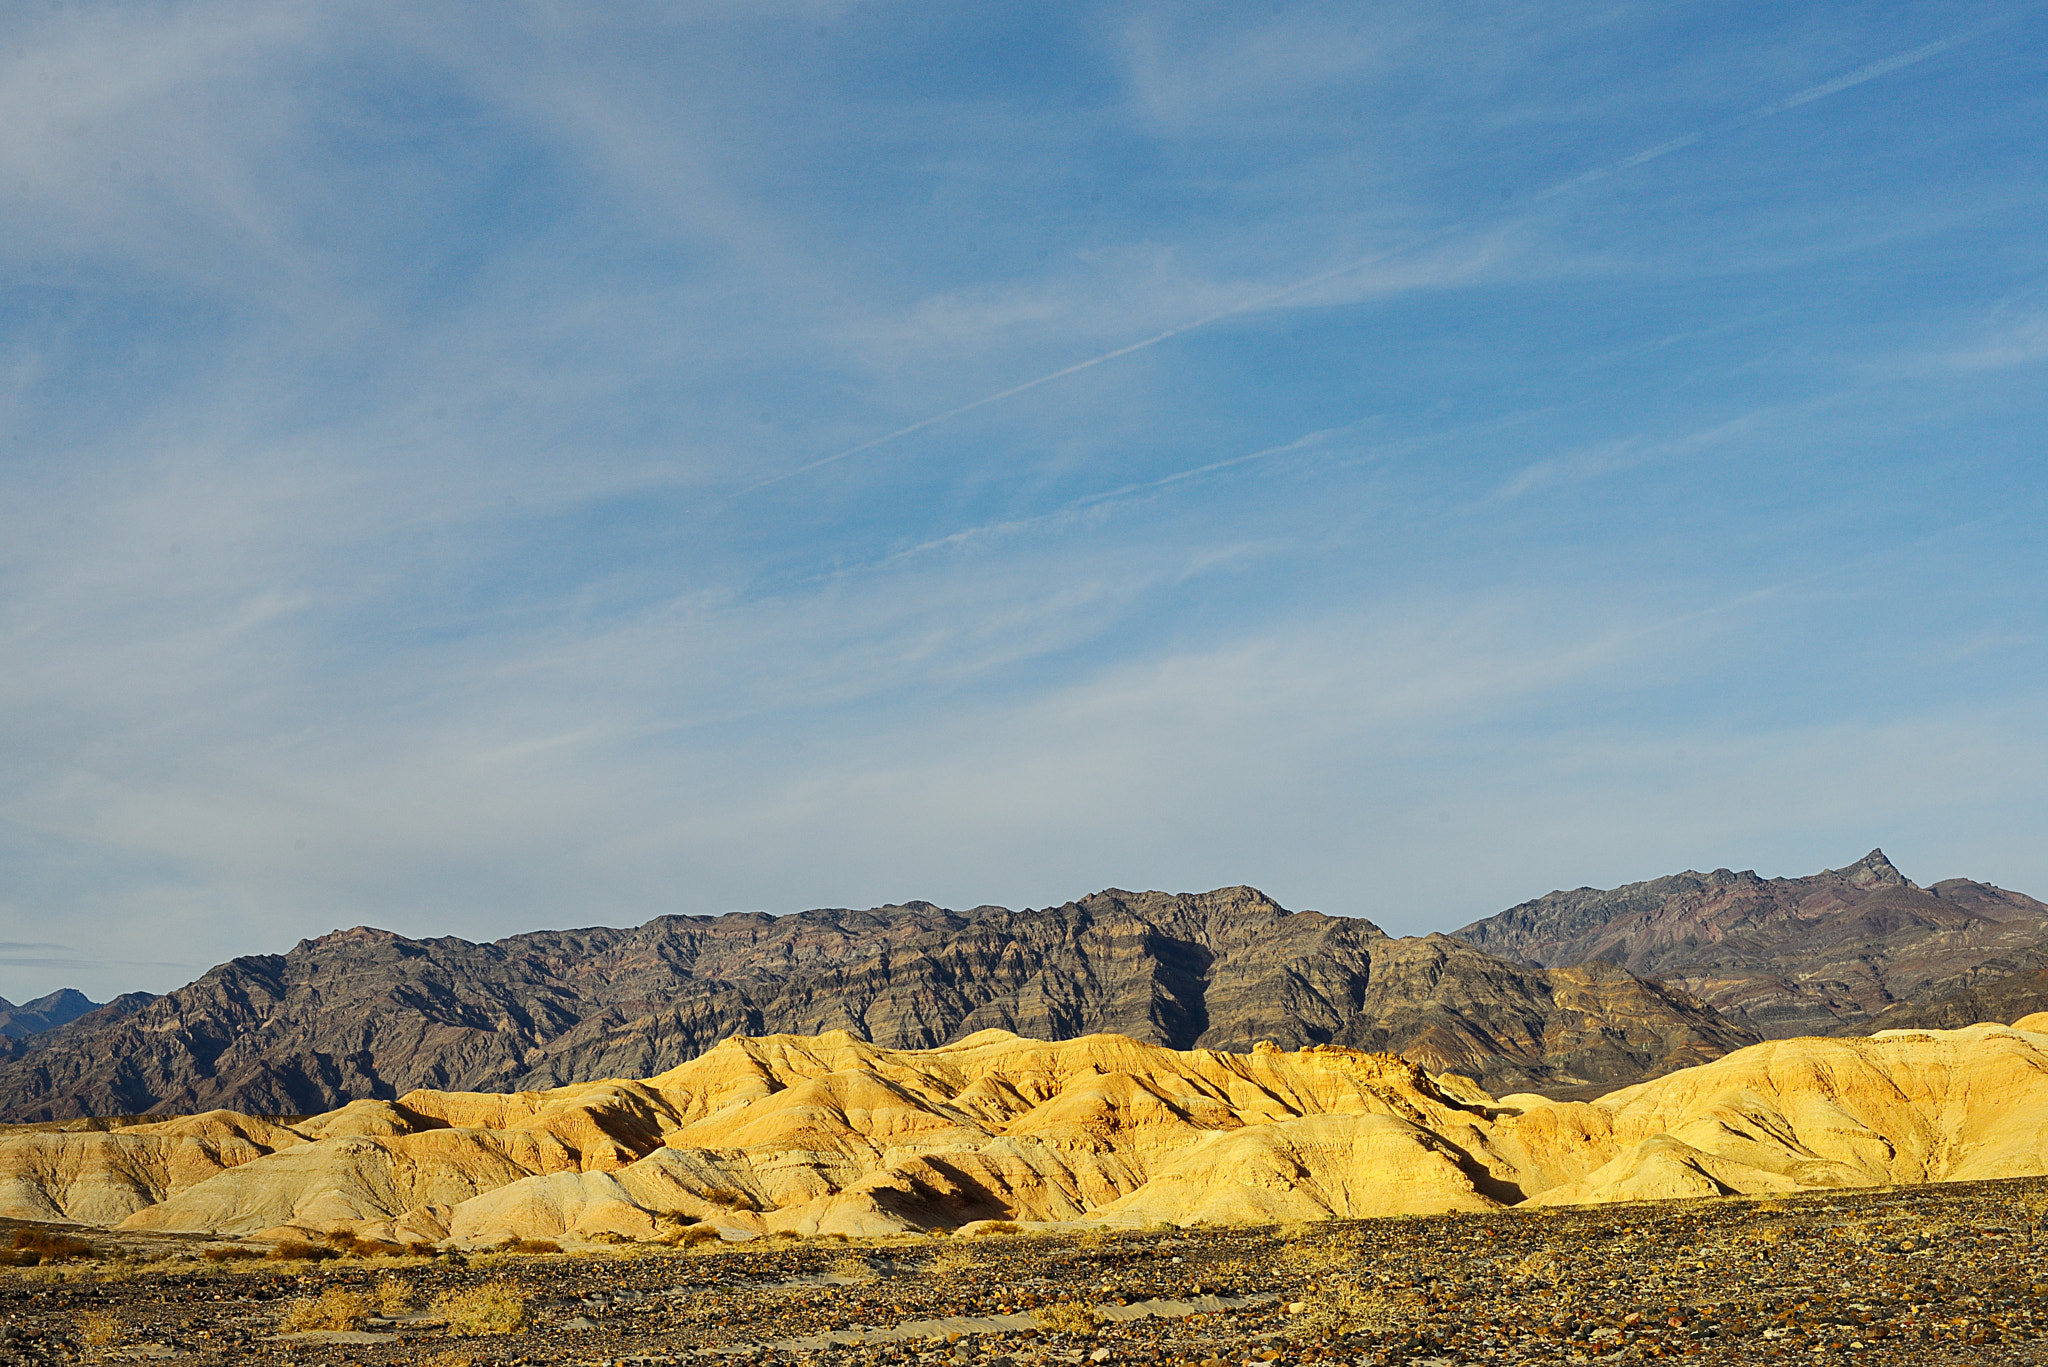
left=744, top=18, right=2005, bottom=495
left=1748, top=29, right=1984, bottom=119
left=740, top=225, right=1467, bottom=494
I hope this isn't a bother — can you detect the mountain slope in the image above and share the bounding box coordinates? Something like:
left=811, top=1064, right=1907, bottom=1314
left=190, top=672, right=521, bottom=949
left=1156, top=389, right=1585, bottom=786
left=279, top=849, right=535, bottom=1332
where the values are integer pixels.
left=0, top=886, right=1753, bottom=1120
left=1453, top=849, right=2048, bottom=1036
left=0, top=989, right=100, bottom=1039
left=1863, top=947, right=2048, bottom=1032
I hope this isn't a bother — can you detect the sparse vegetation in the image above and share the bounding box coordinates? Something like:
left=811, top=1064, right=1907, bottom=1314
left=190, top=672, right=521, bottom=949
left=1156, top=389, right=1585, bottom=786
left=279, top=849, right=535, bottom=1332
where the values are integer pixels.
left=662, top=1223, right=721, bottom=1247
left=200, top=1244, right=263, bottom=1262
left=434, top=1281, right=529, bottom=1336
left=4, top=1229, right=95, bottom=1264
left=1286, top=1278, right=1413, bottom=1340
left=964, top=1220, right=1021, bottom=1238
left=1196, top=1255, right=1260, bottom=1294
left=2021, top=1187, right=2048, bottom=1245
left=1030, top=1300, right=1104, bottom=1336
left=924, top=1242, right=984, bottom=1273
left=375, top=1274, right=418, bottom=1316
left=279, top=1285, right=373, bottom=1332
left=829, top=1252, right=877, bottom=1283
left=7, top=1177, right=2048, bottom=1363
left=75, top=1310, right=122, bottom=1347
left=266, top=1239, right=339, bottom=1262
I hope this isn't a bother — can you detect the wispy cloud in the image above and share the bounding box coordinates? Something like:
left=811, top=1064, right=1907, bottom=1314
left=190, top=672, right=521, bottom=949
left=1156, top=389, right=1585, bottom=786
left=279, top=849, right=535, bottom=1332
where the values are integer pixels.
left=1941, top=315, right=2048, bottom=371
left=1, top=1, right=2044, bottom=1002
left=1491, top=413, right=1770, bottom=501
left=748, top=16, right=2008, bottom=492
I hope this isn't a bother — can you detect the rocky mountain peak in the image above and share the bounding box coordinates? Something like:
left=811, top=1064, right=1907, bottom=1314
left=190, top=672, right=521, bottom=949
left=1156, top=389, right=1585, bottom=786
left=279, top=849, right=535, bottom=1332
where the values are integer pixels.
left=1838, top=848, right=1911, bottom=889
left=297, top=926, right=407, bottom=953
left=0, top=988, right=101, bottom=1040
left=1454, top=849, right=2048, bottom=1038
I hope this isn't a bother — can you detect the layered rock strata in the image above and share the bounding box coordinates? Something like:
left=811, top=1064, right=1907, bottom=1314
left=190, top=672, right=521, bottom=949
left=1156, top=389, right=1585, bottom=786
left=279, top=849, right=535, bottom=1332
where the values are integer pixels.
left=0, top=887, right=1753, bottom=1121
left=1, top=1017, right=2043, bottom=1243
left=1454, top=849, right=2048, bottom=1036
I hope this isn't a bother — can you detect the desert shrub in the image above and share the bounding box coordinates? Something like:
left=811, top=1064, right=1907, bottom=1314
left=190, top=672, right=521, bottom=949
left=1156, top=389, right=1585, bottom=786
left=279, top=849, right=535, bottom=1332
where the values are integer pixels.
left=266, top=1240, right=339, bottom=1263
left=279, top=1286, right=373, bottom=1332
left=925, top=1243, right=983, bottom=1273
left=1278, top=1239, right=1357, bottom=1283
left=830, top=1253, right=877, bottom=1284
left=497, top=1238, right=560, bottom=1256
left=8, top=1230, right=94, bottom=1262
left=1195, top=1257, right=1259, bottom=1294
left=966, top=1221, right=1021, bottom=1239
left=1287, top=1279, right=1413, bottom=1341
left=346, top=1236, right=411, bottom=1258
left=75, top=1311, right=122, bottom=1347
left=662, top=1224, right=721, bottom=1248
left=434, top=1282, right=529, bottom=1336
left=652, top=1214, right=698, bottom=1241
left=1031, top=1301, right=1103, bottom=1336
left=2020, top=1189, right=2048, bottom=1244
left=201, top=1245, right=264, bottom=1263
left=375, top=1275, right=418, bottom=1316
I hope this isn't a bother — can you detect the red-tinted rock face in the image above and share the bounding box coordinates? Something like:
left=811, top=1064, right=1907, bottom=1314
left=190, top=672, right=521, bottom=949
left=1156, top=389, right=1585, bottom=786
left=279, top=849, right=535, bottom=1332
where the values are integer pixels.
left=1453, top=850, right=2048, bottom=1037
left=0, top=886, right=1752, bottom=1121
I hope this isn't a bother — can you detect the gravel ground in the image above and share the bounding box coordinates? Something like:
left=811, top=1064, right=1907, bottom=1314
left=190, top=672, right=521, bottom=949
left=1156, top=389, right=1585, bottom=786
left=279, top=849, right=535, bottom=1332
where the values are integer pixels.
left=3, top=1178, right=2046, bottom=1366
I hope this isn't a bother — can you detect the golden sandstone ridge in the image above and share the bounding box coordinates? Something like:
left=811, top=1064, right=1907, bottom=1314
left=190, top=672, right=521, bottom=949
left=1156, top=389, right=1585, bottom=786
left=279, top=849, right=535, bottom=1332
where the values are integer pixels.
left=3, top=1016, right=2046, bottom=1246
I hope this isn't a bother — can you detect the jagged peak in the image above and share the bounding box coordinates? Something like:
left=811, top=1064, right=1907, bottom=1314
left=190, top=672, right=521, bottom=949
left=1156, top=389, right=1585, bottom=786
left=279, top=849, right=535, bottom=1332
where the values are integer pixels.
left=1836, top=848, right=1912, bottom=890
left=296, top=926, right=407, bottom=953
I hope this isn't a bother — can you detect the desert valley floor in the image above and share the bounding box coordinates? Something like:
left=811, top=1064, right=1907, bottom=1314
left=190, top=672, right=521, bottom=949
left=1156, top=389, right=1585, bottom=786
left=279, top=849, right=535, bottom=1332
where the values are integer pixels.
left=2, top=1178, right=2046, bottom=1366
left=4, top=983, right=2048, bottom=1363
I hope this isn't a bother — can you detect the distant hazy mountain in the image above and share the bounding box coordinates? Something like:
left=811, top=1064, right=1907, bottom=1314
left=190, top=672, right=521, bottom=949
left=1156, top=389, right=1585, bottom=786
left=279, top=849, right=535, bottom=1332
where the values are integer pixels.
left=1453, top=849, right=2048, bottom=1037
left=0, top=988, right=100, bottom=1039
left=0, top=886, right=1752, bottom=1121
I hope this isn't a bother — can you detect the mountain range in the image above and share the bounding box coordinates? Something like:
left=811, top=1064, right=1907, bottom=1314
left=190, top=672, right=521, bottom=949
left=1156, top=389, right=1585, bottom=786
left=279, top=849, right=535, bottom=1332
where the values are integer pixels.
left=0, top=886, right=1747, bottom=1120
left=1453, top=849, right=2048, bottom=1036
left=1, top=850, right=2042, bottom=1123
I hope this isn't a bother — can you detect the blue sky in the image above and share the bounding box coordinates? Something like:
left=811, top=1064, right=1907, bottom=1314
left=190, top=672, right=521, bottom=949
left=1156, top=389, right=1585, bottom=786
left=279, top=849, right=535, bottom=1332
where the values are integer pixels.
left=2, top=1, right=2045, bottom=1000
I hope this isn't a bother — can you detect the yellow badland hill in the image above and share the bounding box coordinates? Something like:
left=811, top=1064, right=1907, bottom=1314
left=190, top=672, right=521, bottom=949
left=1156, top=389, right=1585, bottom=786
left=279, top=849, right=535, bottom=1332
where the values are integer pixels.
left=3, top=1017, right=2045, bottom=1244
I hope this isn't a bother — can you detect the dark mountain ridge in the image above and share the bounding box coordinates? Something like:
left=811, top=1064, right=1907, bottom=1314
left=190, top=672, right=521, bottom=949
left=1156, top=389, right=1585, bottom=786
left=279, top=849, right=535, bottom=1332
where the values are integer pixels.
left=0, top=989, right=100, bottom=1039
left=0, top=885, right=1752, bottom=1121
left=1453, top=849, right=2048, bottom=1036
